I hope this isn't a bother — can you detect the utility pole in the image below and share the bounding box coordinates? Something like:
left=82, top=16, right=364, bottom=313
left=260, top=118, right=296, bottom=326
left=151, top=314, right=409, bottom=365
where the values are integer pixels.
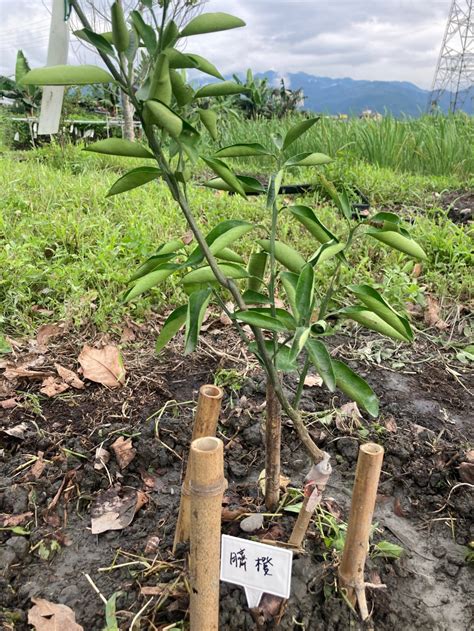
left=428, top=0, right=474, bottom=113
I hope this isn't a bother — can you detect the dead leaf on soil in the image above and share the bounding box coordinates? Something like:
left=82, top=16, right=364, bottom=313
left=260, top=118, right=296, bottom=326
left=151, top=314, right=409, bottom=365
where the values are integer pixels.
left=458, top=462, right=474, bottom=484
left=3, top=366, right=50, bottom=381
left=424, top=295, right=448, bottom=330
left=304, top=374, right=323, bottom=388
left=0, top=511, right=33, bottom=527
left=93, top=445, right=110, bottom=471
left=36, top=323, right=64, bottom=350
left=55, top=364, right=84, bottom=389
left=222, top=506, right=247, bottom=521
left=144, top=535, right=161, bottom=555
left=383, top=416, right=398, bottom=433
left=40, top=376, right=70, bottom=397
left=28, top=598, right=83, bottom=631
left=27, top=452, right=46, bottom=480
left=465, top=449, right=474, bottom=464
left=90, top=486, right=147, bottom=534
left=78, top=344, right=125, bottom=388
left=1, top=422, right=28, bottom=439
left=258, top=470, right=291, bottom=495
left=120, top=326, right=136, bottom=343
left=139, top=468, right=165, bottom=492
left=0, top=397, right=18, bottom=409
left=335, top=401, right=363, bottom=432
left=111, top=436, right=137, bottom=469
left=412, top=263, right=423, bottom=278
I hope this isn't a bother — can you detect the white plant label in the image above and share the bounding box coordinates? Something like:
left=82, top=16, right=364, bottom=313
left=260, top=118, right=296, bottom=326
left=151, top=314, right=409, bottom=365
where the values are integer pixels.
left=220, top=534, right=293, bottom=608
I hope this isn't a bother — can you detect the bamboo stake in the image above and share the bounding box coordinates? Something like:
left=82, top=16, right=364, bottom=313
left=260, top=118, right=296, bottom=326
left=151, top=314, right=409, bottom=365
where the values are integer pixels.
left=189, top=436, right=225, bottom=631
left=339, top=443, right=384, bottom=620
left=288, top=452, right=332, bottom=548
left=265, top=380, right=281, bottom=511
left=173, top=385, right=223, bottom=551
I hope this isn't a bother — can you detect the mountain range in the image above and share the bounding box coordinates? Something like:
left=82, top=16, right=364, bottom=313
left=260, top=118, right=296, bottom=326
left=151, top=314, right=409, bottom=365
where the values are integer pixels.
left=257, top=71, right=473, bottom=117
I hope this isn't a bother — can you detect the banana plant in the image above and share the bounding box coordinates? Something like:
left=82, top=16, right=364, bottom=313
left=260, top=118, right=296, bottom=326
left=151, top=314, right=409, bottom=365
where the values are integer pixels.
left=21, top=0, right=426, bottom=513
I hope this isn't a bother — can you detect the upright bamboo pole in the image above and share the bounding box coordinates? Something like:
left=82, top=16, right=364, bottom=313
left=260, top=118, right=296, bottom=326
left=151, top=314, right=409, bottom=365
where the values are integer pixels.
left=265, top=381, right=281, bottom=511
left=174, top=385, right=223, bottom=551
left=189, top=436, right=225, bottom=631
left=339, top=443, right=384, bottom=619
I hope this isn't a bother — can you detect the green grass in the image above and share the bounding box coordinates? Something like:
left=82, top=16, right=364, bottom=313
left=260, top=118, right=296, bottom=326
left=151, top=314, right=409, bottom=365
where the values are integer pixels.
left=0, top=135, right=471, bottom=336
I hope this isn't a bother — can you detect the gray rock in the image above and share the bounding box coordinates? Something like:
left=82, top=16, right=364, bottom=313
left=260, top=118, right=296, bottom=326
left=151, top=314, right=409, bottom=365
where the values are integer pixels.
left=0, top=548, right=17, bottom=576
left=240, top=513, right=264, bottom=533
left=17, top=580, right=41, bottom=600
left=6, top=536, right=29, bottom=560
left=58, top=584, right=81, bottom=606
left=242, top=423, right=262, bottom=446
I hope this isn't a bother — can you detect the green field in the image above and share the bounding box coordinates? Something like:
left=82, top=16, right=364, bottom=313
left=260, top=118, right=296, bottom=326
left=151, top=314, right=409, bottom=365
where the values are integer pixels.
left=0, top=115, right=472, bottom=336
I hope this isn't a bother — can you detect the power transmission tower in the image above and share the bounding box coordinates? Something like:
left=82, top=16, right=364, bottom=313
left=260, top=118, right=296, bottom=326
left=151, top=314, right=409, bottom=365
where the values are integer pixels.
left=428, top=0, right=474, bottom=113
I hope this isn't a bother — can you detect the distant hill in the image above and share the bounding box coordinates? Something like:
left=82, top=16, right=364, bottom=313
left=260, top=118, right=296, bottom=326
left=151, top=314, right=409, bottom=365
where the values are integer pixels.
left=255, top=71, right=473, bottom=117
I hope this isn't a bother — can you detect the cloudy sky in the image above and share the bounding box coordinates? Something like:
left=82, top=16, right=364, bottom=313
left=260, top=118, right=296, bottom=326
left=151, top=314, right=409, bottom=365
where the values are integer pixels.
left=0, top=0, right=452, bottom=88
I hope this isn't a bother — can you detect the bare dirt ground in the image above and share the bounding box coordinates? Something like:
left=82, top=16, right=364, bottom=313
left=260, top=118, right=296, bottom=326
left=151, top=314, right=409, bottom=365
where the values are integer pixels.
left=1, top=317, right=473, bottom=630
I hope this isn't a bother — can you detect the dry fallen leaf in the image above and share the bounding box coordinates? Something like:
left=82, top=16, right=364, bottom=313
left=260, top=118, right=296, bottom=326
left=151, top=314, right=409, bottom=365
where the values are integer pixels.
left=383, top=415, right=398, bottom=433
left=40, top=376, right=70, bottom=397
left=111, top=436, right=137, bottom=469
left=335, top=402, right=363, bottom=431
left=1, top=422, right=28, bottom=439
left=3, top=366, right=49, bottom=381
left=424, top=295, right=448, bottom=330
left=0, top=511, right=33, bottom=527
left=412, top=263, right=423, bottom=278
left=36, top=323, right=64, bottom=350
left=144, top=535, right=161, bottom=555
left=90, top=486, right=147, bottom=534
left=181, top=230, right=194, bottom=245
left=78, top=344, right=125, bottom=388
left=120, top=326, right=136, bottom=344
left=459, top=462, right=474, bottom=484
left=0, top=397, right=18, bottom=409
left=304, top=374, right=323, bottom=388
left=55, top=364, right=84, bottom=390
left=28, top=452, right=46, bottom=480
left=28, top=598, right=83, bottom=631
left=221, top=506, right=247, bottom=521
left=140, top=468, right=165, bottom=492
left=93, top=445, right=110, bottom=471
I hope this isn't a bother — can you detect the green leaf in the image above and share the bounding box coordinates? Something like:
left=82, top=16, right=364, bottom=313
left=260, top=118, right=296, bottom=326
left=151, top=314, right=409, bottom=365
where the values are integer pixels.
left=199, top=109, right=218, bottom=140
left=149, top=53, right=172, bottom=105
left=180, top=13, right=245, bottom=37
left=249, top=340, right=297, bottom=372
left=84, top=138, right=154, bottom=159
left=104, top=592, right=120, bottom=631
left=305, top=339, right=336, bottom=392
left=320, top=175, right=352, bottom=221
left=282, top=118, right=319, bottom=150
left=215, top=248, right=245, bottom=264
left=161, top=21, right=179, bottom=49
left=130, top=11, right=156, bottom=53
left=280, top=271, right=299, bottom=317
left=201, top=157, right=247, bottom=197
left=155, top=305, right=187, bottom=354
left=165, top=48, right=198, bottom=69
left=74, top=28, right=115, bottom=55
left=233, top=309, right=287, bottom=332
left=289, top=326, right=311, bottom=362
left=21, top=65, right=115, bottom=86
left=348, top=284, right=413, bottom=341
left=124, top=264, right=179, bottom=302
left=309, top=240, right=346, bottom=266
left=366, top=227, right=427, bottom=259
left=365, top=212, right=401, bottom=225
left=214, top=143, right=271, bottom=158
left=144, top=100, right=183, bottom=137
left=254, top=308, right=297, bottom=330
left=332, top=359, right=379, bottom=417
left=203, top=175, right=265, bottom=194
left=284, top=152, right=332, bottom=167
left=195, top=81, right=247, bottom=98
left=372, top=541, right=404, bottom=559
left=182, top=263, right=249, bottom=285
left=111, top=1, right=130, bottom=52
left=289, top=205, right=339, bottom=245
left=186, top=219, right=253, bottom=267
left=257, top=239, right=306, bottom=273
left=185, top=53, right=224, bottom=80
left=170, top=70, right=194, bottom=106
left=185, top=289, right=212, bottom=354
left=15, top=50, right=31, bottom=85
left=0, top=334, right=12, bottom=355
left=106, top=166, right=161, bottom=197
left=129, top=240, right=183, bottom=282
left=295, top=264, right=314, bottom=324
left=339, top=306, right=409, bottom=342
left=247, top=251, right=268, bottom=292
left=241, top=290, right=270, bottom=305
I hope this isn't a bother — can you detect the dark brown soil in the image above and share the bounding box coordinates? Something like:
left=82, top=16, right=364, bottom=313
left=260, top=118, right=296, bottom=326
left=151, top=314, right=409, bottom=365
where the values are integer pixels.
left=1, top=322, right=473, bottom=630
left=440, top=190, right=474, bottom=225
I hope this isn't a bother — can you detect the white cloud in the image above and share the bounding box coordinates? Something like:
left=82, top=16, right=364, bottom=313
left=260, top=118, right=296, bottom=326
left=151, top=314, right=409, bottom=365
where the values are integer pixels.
left=0, top=0, right=450, bottom=88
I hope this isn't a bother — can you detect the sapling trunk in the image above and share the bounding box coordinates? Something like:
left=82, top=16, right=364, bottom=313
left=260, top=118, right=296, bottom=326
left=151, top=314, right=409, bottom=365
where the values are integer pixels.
left=265, top=380, right=282, bottom=511
left=174, top=384, right=223, bottom=551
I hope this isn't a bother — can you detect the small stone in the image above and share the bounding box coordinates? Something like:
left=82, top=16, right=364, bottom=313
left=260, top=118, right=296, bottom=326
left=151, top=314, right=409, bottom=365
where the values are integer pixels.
left=0, top=548, right=17, bottom=576
left=444, top=562, right=460, bottom=578
left=6, top=536, right=29, bottom=560
left=242, top=424, right=262, bottom=446
left=432, top=546, right=447, bottom=559
left=17, top=580, right=40, bottom=601
left=58, top=584, right=81, bottom=606
left=240, top=513, right=264, bottom=533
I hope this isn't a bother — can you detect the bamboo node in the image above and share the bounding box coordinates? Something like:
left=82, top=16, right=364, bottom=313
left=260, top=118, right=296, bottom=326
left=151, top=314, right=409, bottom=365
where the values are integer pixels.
left=189, top=479, right=227, bottom=497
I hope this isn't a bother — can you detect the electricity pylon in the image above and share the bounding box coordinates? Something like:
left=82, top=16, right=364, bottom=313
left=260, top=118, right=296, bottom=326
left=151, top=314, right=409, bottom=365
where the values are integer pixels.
left=428, top=0, right=474, bottom=112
